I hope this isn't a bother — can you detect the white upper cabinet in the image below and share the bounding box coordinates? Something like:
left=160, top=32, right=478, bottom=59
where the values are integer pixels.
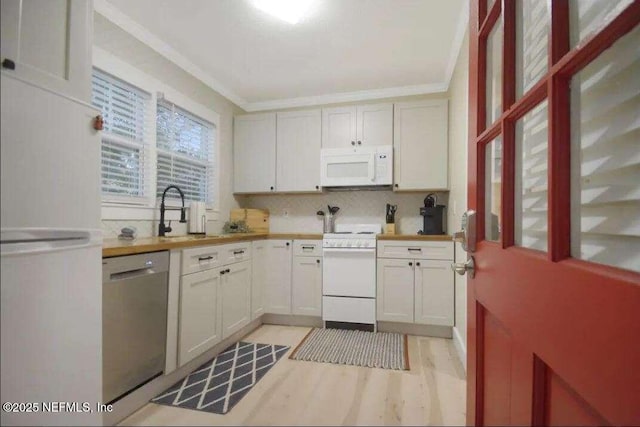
left=356, top=103, right=394, bottom=147
left=393, top=100, right=449, bottom=191
left=0, top=0, right=92, bottom=102
left=276, top=110, right=322, bottom=192
left=234, top=113, right=277, bottom=193
left=321, top=106, right=357, bottom=148
left=322, top=103, right=392, bottom=148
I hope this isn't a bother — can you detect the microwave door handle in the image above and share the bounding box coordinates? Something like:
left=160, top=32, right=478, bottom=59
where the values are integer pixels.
left=368, top=153, right=375, bottom=182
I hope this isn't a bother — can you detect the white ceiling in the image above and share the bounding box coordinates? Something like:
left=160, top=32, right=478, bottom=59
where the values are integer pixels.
left=98, top=0, right=467, bottom=111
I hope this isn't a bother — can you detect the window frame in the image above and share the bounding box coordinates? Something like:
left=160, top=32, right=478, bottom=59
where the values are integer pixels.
left=93, top=47, right=221, bottom=221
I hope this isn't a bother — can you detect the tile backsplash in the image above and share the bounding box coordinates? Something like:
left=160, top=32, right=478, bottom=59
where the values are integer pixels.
left=102, top=190, right=448, bottom=238
left=240, top=190, right=448, bottom=235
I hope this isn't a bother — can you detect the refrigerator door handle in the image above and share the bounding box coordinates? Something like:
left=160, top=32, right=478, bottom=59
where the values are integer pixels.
left=0, top=228, right=102, bottom=256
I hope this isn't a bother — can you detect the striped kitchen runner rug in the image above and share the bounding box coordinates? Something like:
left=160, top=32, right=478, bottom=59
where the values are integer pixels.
left=289, top=328, right=409, bottom=370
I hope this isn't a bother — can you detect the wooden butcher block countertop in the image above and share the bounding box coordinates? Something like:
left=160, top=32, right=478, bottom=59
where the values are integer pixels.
left=102, top=233, right=324, bottom=257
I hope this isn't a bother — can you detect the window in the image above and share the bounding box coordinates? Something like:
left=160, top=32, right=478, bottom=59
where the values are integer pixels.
left=91, top=69, right=151, bottom=203
left=156, top=100, right=215, bottom=204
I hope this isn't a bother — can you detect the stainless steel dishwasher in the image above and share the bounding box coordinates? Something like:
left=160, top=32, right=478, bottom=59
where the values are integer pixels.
left=102, top=251, right=169, bottom=404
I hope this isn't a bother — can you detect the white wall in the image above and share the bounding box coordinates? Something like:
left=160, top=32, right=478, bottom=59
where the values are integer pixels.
left=447, top=30, right=469, bottom=370
left=93, top=13, right=244, bottom=237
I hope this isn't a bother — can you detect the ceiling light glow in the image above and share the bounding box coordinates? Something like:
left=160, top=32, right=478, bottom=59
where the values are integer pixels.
left=252, top=0, right=315, bottom=24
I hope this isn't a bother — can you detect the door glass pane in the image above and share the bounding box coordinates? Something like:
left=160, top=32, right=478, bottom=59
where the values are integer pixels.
left=486, top=18, right=503, bottom=128
left=570, top=25, right=640, bottom=273
left=515, top=101, right=548, bottom=251
left=569, top=0, right=634, bottom=48
left=485, top=137, right=502, bottom=242
left=516, top=0, right=550, bottom=98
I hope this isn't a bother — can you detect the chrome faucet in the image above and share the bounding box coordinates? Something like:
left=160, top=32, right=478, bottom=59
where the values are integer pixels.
left=158, top=185, right=187, bottom=236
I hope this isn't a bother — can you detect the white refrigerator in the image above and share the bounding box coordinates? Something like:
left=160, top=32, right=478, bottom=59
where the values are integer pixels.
left=0, top=74, right=103, bottom=426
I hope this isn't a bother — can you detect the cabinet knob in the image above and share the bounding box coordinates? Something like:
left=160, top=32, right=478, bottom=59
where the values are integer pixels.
left=351, top=141, right=355, bottom=146
left=409, top=262, right=413, bottom=266
left=394, top=184, right=399, bottom=188
left=220, top=270, right=226, bottom=275
left=316, top=259, right=320, bottom=264
left=226, top=268, right=230, bottom=273
left=416, top=262, right=421, bottom=267
left=286, top=242, right=290, bottom=246
left=315, top=185, right=319, bottom=190
left=270, top=186, right=274, bottom=191
left=357, top=141, right=362, bottom=145
left=2, top=58, right=16, bottom=70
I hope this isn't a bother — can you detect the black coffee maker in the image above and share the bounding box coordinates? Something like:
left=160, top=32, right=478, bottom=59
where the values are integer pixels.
left=419, top=194, right=445, bottom=235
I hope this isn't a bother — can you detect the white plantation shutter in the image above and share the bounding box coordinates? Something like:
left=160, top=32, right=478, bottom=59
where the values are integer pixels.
left=91, top=69, right=152, bottom=202
left=571, top=24, right=640, bottom=272
left=156, top=101, right=215, bottom=204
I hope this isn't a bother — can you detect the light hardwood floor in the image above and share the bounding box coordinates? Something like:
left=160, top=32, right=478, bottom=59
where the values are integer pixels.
left=120, top=325, right=466, bottom=426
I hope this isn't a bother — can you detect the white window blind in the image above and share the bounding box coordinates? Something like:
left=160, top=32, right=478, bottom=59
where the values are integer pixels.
left=91, top=69, right=151, bottom=202
left=156, top=101, right=215, bottom=204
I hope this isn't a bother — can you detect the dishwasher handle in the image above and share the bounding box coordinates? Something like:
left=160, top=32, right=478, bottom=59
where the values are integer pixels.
left=108, top=267, right=158, bottom=282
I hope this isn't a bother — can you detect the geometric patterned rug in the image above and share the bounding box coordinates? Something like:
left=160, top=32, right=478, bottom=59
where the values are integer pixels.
left=152, top=342, right=289, bottom=414
left=289, top=328, right=409, bottom=370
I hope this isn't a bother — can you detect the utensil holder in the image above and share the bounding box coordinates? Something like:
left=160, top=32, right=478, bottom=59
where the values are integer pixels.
left=385, top=223, right=396, bottom=235
left=323, top=214, right=335, bottom=233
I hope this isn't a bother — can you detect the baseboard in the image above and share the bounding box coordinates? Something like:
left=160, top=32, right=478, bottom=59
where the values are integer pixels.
left=452, top=326, right=467, bottom=372
left=377, top=321, right=453, bottom=338
left=103, top=317, right=262, bottom=426
left=262, top=313, right=323, bottom=328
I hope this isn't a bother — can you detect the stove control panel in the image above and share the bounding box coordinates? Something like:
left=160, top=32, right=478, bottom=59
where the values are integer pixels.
left=323, top=239, right=375, bottom=248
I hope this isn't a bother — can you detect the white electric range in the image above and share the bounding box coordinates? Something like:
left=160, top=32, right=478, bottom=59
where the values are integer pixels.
left=322, top=224, right=381, bottom=329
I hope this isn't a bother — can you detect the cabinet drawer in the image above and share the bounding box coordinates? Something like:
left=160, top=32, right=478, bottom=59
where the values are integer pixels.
left=222, top=242, right=252, bottom=265
left=293, top=239, right=322, bottom=257
left=182, top=245, right=223, bottom=275
left=377, top=240, right=453, bottom=260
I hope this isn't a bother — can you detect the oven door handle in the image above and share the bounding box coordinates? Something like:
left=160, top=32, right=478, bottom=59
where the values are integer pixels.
left=323, top=247, right=375, bottom=254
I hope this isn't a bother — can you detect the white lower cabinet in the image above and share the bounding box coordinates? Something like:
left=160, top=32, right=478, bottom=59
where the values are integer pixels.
left=178, top=242, right=253, bottom=367
left=377, top=241, right=454, bottom=327
left=263, top=240, right=293, bottom=314
left=414, top=260, right=454, bottom=326
left=179, top=269, right=222, bottom=366
left=221, top=260, right=252, bottom=339
left=376, top=259, right=415, bottom=323
left=251, top=240, right=266, bottom=320
left=292, top=256, right=322, bottom=316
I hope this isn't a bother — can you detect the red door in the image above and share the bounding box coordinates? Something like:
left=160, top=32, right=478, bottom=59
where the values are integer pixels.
left=466, top=1, right=640, bottom=425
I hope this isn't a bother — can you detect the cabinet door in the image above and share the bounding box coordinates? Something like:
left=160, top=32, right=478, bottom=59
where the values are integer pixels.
left=321, top=106, right=357, bottom=148
left=1, top=0, right=92, bottom=101
left=376, top=258, right=415, bottom=323
left=263, top=240, right=292, bottom=315
left=393, top=100, right=448, bottom=190
left=221, top=260, right=252, bottom=339
left=292, top=257, right=322, bottom=316
left=233, top=113, right=276, bottom=193
left=251, top=240, right=266, bottom=320
left=414, top=260, right=454, bottom=326
left=179, top=269, right=222, bottom=366
left=356, top=103, right=393, bottom=146
left=277, top=110, right=322, bottom=192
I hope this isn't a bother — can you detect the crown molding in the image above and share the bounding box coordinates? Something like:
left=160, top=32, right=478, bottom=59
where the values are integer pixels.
left=242, top=83, right=448, bottom=112
left=443, top=0, right=470, bottom=89
left=93, top=0, right=247, bottom=108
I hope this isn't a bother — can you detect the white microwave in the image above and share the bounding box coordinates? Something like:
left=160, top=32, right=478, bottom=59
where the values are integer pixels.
left=320, top=145, right=393, bottom=187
